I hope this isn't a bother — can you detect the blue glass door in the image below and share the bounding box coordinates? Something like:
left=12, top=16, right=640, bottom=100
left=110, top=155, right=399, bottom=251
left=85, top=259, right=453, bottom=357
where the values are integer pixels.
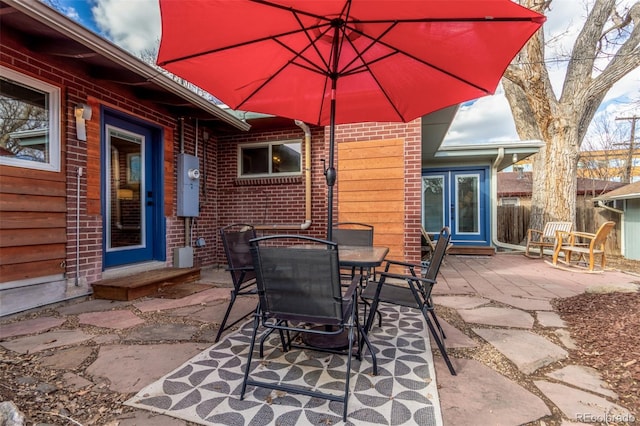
left=422, top=168, right=489, bottom=246
left=103, top=112, right=163, bottom=268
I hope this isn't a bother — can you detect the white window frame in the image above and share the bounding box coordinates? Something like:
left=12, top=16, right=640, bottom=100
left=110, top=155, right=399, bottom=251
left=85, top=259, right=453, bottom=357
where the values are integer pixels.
left=237, top=140, right=302, bottom=178
left=0, top=66, right=61, bottom=172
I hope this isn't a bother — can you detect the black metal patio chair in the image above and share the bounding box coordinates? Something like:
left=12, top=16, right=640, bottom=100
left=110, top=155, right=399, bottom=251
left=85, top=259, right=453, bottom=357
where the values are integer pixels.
left=331, top=222, right=375, bottom=279
left=241, top=234, right=378, bottom=422
left=361, top=226, right=456, bottom=375
left=214, top=223, right=258, bottom=343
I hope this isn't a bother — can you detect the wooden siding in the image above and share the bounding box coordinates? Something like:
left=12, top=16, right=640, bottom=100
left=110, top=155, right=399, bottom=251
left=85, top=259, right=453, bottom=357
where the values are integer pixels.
left=0, top=166, right=67, bottom=283
left=337, top=138, right=405, bottom=260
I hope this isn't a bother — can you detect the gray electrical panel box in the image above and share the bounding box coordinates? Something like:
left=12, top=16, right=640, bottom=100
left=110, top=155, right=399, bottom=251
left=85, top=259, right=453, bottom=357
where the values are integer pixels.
left=177, top=153, right=200, bottom=217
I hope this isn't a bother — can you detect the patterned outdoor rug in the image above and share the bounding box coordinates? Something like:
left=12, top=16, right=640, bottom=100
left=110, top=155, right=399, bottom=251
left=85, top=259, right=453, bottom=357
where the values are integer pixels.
left=125, top=305, right=442, bottom=425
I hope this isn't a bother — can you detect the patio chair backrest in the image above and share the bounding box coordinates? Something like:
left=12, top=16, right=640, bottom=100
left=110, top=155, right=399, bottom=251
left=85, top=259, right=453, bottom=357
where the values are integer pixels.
left=591, top=221, right=615, bottom=248
left=220, top=223, right=257, bottom=287
left=331, top=222, right=374, bottom=246
left=250, top=235, right=344, bottom=324
left=423, top=227, right=451, bottom=281
left=542, top=222, right=572, bottom=239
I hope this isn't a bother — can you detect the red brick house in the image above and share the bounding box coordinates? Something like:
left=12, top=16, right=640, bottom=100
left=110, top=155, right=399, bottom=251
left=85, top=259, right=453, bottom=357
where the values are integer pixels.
left=0, top=1, right=423, bottom=315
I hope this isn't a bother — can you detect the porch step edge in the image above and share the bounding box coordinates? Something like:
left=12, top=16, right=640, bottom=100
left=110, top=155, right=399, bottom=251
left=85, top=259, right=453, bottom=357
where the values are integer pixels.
left=91, top=267, right=201, bottom=301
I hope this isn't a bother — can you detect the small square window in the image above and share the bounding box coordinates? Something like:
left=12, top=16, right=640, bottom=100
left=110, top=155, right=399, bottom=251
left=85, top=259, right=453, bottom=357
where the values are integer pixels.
left=0, top=66, right=60, bottom=172
left=239, top=140, right=302, bottom=177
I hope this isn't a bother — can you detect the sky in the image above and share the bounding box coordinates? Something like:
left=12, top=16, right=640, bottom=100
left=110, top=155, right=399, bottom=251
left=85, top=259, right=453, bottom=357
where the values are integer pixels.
left=49, top=0, right=639, bottom=147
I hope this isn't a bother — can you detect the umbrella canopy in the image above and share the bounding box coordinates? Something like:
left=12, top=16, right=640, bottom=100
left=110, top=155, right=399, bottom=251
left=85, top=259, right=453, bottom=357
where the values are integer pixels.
left=157, top=0, right=545, bottom=237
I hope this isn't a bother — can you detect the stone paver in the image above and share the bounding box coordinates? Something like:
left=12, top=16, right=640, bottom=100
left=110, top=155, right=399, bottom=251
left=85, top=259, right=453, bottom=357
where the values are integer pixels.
left=586, top=282, right=640, bottom=294
left=40, top=346, right=93, bottom=370
left=555, top=329, right=578, bottom=350
left=428, top=318, right=477, bottom=349
left=488, top=294, right=554, bottom=311
left=86, top=343, right=206, bottom=393
left=546, top=365, right=617, bottom=399
left=56, top=299, right=130, bottom=315
left=133, top=287, right=230, bottom=313
left=435, top=357, right=550, bottom=425
left=473, top=328, right=568, bottom=374
left=432, top=295, right=489, bottom=309
left=536, top=311, right=566, bottom=328
left=124, top=323, right=200, bottom=342
left=117, top=410, right=188, bottom=425
left=62, top=372, right=94, bottom=390
left=78, top=310, right=145, bottom=329
left=0, top=330, right=94, bottom=354
left=535, top=380, right=633, bottom=423
left=458, top=307, right=535, bottom=328
left=0, top=317, right=66, bottom=340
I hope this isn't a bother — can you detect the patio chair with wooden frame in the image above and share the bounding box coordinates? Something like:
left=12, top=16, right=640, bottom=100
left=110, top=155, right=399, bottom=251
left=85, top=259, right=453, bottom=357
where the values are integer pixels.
left=551, top=221, right=615, bottom=273
left=242, top=234, right=378, bottom=422
left=215, top=223, right=258, bottom=343
left=361, top=226, right=456, bottom=376
left=525, top=221, right=572, bottom=258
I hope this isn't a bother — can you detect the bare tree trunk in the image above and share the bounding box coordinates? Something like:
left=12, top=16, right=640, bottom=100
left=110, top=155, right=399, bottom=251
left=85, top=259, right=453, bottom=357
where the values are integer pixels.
left=503, top=0, right=640, bottom=232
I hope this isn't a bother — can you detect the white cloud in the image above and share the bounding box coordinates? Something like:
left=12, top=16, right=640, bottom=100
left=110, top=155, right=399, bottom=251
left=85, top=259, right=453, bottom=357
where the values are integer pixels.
left=445, top=86, right=518, bottom=143
left=91, top=0, right=161, bottom=55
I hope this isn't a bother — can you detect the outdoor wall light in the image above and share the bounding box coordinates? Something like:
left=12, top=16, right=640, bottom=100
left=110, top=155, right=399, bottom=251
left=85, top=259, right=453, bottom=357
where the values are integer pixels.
left=75, top=103, right=92, bottom=141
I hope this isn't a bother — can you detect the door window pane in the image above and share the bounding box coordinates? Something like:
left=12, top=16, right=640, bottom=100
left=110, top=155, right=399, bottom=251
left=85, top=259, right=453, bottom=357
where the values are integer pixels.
left=456, top=175, right=479, bottom=233
left=107, top=127, right=144, bottom=250
left=423, top=176, right=444, bottom=232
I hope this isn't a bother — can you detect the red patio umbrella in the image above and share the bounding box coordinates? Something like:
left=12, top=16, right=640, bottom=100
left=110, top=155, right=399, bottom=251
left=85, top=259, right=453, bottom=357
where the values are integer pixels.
left=157, top=0, right=545, bottom=238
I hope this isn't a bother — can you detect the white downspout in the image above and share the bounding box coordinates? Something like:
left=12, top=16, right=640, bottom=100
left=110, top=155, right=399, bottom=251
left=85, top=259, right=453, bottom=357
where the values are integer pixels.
left=491, top=147, right=525, bottom=252
left=254, top=120, right=313, bottom=230
left=75, top=166, right=83, bottom=286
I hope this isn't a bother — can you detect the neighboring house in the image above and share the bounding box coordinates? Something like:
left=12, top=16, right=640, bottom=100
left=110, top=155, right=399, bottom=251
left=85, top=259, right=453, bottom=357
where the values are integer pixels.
left=577, top=148, right=640, bottom=183
left=497, top=171, right=627, bottom=207
left=593, top=181, right=640, bottom=260
left=511, top=148, right=640, bottom=183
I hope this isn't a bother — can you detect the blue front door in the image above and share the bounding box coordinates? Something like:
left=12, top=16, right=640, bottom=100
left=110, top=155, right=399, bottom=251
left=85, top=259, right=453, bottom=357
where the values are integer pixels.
left=422, top=168, right=490, bottom=246
left=102, top=111, right=164, bottom=268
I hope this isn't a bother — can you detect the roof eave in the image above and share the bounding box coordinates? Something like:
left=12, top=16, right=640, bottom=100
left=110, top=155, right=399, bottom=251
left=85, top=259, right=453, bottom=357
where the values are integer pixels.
left=5, top=0, right=250, bottom=132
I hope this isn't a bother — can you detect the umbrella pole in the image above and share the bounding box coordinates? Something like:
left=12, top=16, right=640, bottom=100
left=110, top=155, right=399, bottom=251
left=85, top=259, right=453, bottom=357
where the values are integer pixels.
left=326, top=90, right=336, bottom=241
left=326, top=22, right=341, bottom=242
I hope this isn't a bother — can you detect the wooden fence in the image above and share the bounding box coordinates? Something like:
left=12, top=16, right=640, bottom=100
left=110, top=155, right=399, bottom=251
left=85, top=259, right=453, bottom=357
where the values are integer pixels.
left=497, top=205, right=621, bottom=254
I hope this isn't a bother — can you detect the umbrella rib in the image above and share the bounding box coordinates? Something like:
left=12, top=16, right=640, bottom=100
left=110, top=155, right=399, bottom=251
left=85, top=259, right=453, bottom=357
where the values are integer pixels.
left=345, top=23, right=497, bottom=94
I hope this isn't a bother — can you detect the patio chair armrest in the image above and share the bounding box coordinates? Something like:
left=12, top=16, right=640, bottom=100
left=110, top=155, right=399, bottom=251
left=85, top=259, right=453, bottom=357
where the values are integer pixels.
left=226, top=265, right=254, bottom=272
left=379, top=271, right=436, bottom=285
left=527, top=228, right=543, bottom=239
left=382, top=259, right=422, bottom=274
left=569, top=231, right=596, bottom=240
left=342, top=274, right=361, bottom=301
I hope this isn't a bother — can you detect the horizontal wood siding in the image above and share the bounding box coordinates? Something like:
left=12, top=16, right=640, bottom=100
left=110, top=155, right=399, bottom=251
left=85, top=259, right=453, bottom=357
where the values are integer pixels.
left=0, top=166, right=67, bottom=283
left=338, top=139, right=405, bottom=260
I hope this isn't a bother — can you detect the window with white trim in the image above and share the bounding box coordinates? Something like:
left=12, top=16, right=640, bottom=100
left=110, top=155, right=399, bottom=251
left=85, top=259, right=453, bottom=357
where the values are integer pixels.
left=0, top=66, right=60, bottom=172
left=238, top=140, right=302, bottom=177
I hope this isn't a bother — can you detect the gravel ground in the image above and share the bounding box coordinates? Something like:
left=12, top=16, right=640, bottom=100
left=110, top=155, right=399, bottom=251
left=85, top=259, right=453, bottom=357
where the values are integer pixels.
left=1, top=255, right=639, bottom=425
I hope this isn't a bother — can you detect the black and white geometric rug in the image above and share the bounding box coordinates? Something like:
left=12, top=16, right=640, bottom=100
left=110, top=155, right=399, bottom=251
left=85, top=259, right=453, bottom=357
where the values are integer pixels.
left=125, top=305, right=442, bottom=425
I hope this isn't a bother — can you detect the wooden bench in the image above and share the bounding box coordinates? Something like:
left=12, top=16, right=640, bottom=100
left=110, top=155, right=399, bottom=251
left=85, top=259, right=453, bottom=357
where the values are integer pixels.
left=525, top=221, right=572, bottom=258
left=552, top=221, right=615, bottom=272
